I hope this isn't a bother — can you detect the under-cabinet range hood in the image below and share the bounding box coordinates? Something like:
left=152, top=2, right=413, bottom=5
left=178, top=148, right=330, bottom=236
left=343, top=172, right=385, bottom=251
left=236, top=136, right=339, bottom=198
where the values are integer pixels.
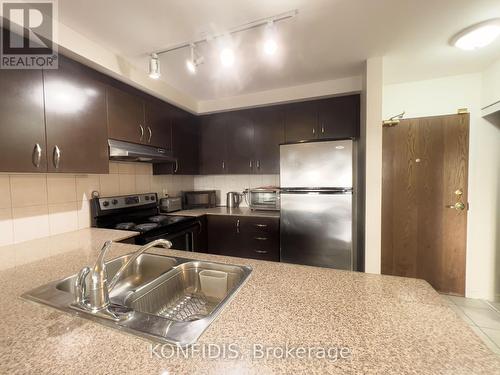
left=108, top=139, right=175, bottom=163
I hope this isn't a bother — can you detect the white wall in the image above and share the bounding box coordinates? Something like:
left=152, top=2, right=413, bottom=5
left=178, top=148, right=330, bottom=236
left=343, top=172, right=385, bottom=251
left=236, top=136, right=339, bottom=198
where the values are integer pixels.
left=482, top=56, right=500, bottom=112
left=363, top=57, right=384, bottom=274
left=383, top=73, right=500, bottom=300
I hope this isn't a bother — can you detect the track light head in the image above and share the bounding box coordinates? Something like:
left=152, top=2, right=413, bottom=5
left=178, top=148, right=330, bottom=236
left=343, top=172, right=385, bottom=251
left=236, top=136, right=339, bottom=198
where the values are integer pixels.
left=148, top=53, right=161, bottom=79
left=186, top=44, right=204, bottom=74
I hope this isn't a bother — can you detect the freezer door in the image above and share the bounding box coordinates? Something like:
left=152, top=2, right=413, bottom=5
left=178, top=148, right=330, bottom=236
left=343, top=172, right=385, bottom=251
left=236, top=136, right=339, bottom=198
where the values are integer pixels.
left=280, top=140, right=353, bottom=188
left=280, top=192, right=352, bottom=270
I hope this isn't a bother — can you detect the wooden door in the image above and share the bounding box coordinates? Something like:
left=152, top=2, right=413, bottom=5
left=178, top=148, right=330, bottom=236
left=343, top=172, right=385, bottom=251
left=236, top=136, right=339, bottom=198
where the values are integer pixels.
left=107, top=85, right=145, bottom=144
left=317, top=95, right=360, bottom=139
left=199, top=114, right=227, bottom=174
left=0, top=69, right=47, bottom=172
left=44, top=56, right=109, bottom=173
left=382, top=114, right=469, bottom=295
left=284, top=101, right=318, bottom=142
left=252, top=107, right=285, bottom=174
left=225, top=110, right=254, bottom=174
left=144, top=100, right=172, bottom=149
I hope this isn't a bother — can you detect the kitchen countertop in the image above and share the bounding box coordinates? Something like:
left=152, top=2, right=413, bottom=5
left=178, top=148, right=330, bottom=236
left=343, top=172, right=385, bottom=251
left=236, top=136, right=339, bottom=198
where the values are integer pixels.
left=166, top=206, right=280, bottom=218
left=1, top=229, right=499, bottom=374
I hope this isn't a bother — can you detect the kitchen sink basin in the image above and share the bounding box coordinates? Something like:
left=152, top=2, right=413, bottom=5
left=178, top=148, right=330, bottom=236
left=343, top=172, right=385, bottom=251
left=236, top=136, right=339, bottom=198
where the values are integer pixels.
left=127, top=261, right=248, bottom=322
left=22, top=253, right=252, bottom=347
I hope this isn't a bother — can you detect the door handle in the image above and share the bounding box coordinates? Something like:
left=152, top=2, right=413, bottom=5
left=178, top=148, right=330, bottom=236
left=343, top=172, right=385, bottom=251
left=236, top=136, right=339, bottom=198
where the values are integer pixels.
left=446, top=202, right=466, bottom=211
left=139, top=124, right=144, bottom=141
left=32, top=143, right=42, bottom=168
left=147, top=126, right=152, bottom=143
left=53, top=145, right=61, bottom=169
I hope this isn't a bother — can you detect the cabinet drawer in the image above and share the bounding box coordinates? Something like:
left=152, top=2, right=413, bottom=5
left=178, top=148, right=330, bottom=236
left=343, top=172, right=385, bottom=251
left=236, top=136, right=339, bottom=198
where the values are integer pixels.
left=240, top=216, right=279, bottom=235
left=246, top=237, right=280, bottom=261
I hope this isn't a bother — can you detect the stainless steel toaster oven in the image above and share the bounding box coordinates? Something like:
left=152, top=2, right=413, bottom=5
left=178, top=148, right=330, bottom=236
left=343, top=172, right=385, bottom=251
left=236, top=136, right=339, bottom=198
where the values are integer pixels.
left=247, top=188, right=280, bottom=211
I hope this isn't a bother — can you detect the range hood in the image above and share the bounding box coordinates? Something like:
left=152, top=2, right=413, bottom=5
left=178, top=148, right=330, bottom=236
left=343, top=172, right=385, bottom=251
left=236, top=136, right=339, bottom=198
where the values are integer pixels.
left=108, top=139, right=176, bottom=163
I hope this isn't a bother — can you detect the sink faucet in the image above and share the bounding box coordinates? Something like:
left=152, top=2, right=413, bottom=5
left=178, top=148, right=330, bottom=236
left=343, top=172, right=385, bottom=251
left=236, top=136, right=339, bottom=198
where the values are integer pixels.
left=72, top=239, right=172, bottom=320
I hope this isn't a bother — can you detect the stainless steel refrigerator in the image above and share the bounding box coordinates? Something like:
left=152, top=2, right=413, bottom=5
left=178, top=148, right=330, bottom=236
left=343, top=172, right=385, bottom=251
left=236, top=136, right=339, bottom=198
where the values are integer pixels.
left=280, top=140, right=354, bottom=270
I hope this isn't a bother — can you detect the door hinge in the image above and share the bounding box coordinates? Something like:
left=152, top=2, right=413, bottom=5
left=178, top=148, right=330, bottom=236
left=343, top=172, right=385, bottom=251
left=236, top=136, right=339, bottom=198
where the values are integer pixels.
left=457, top=108, right=469, bottom=114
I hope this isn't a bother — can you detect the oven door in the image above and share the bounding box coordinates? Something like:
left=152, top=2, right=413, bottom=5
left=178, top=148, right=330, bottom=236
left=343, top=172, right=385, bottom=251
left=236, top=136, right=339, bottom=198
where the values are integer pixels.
left=135, top=223, right=199, bottom=251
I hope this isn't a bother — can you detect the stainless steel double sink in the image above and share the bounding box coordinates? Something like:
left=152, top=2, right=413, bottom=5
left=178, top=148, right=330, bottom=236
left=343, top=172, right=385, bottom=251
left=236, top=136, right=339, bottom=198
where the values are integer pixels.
left=23, top=253, right=252, bottom=347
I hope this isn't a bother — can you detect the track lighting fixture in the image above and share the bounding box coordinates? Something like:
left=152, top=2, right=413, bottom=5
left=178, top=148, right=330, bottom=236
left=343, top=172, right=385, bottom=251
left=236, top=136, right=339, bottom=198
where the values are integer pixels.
left=148, top=53, right=160, bottom=79
left=186, top=44, right=204, bottom=74
left=148, top=9, right=298, bottom=78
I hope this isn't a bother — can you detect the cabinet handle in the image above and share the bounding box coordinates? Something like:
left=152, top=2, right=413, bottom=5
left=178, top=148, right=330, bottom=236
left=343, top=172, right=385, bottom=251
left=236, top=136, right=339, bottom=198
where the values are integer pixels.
left=53, top=145, right=61, bottom=169
left=254, top=224, right=268, bottom=228
left=254, top=249, right=268, bottom=254
left=32, top=143, right=42, bottom=168
left=147, top=126, right=152, bottom=143
left=256, top=160, right=260, bottom=169
left=236, top=219, right=240, bottom=234
left=321, top=124, right=325, bottom=133
left=174, top=160, right=179, bottom=173
left=312, top=128, right=316, bottom=135
left=254, top=237, right=268, bottom=241
left=139, top=125, right=144, bottom=141
left=249, top=160, right=253, bottom=169
left=222, top=161, right=225, bottom=170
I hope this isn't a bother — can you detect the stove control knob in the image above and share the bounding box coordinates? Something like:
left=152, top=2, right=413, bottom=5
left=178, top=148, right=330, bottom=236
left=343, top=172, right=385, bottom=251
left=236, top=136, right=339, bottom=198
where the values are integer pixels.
left=112, top=199, right=118, bottom=205
left=145, top=196, right=150, bottom=201
left=150, top=195, right=155, bottom=201
left=102, top=201, right=110, bottom=207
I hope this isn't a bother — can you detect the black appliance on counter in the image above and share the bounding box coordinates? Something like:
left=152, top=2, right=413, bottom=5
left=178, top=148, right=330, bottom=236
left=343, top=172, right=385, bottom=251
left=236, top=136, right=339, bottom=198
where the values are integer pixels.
left=91, top=193, right=201, bottom=250
left=181, top=190, right=217, bottom=210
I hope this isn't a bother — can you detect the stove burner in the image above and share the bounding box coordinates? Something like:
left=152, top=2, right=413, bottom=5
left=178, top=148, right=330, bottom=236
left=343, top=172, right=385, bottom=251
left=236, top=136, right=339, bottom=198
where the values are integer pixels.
left=148, top=215, right=169, bottom=223
left=115, top=222, right=136, bottom=230
left=134, top=223, right=160, bottom=232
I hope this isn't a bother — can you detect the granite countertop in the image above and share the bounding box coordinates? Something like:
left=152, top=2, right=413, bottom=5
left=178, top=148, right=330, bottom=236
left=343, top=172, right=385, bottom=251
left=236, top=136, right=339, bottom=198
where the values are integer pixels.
left=1, top=229, right=499, bottom=374
left=166, top=206, right=280, bottom=218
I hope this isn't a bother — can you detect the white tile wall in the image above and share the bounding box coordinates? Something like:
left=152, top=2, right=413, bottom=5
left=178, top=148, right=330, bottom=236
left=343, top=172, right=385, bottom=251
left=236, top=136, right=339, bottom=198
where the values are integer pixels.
left=0, top=162, right=194, bottom=246
left=193, top=174, right=279, bottom=206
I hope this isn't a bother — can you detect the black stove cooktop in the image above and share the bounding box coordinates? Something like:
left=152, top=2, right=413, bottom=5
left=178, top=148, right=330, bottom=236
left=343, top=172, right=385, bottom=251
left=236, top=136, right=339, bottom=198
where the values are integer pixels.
left=113, top=215, right=193, bottom=233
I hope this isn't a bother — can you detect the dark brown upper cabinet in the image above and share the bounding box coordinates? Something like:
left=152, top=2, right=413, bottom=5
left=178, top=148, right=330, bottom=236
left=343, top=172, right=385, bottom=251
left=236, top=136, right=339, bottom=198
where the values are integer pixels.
left=225, top=110, right=254, bottom=174
left=199, top=113, right=228, bottom=174
left=153, top=108, right=199, bottom=175
left=317, top=95, right=360, bottom=139
left=252, top=107, right=285, bottom=174
left=0, top=69, right=47, bottom=172
left=284, top=101, right=318, bottom=143
left=44, top=56, right=109, bottom=173
left=144, top=99, right=172, bottom=149
left=107, top=85, right=146, bottom=145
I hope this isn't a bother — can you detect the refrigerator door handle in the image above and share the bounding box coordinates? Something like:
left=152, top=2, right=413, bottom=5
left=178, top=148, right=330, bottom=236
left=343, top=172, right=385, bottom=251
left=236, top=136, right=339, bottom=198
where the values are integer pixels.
left=281, top=188, right=352, bottom=194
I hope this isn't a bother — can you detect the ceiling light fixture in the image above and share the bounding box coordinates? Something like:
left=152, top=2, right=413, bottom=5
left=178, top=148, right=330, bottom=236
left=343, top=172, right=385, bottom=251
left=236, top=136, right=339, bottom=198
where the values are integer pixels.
left=452, top=19, right=500, bottom=50
left=263, top=21, right=278, bottom=56
left=147, top=9, right=298, bottom=78
left=220, top=47, right=235, bottom=67
left=148, top=53, right=161, bottom=79
left=186, top=43, right=204, bottom=74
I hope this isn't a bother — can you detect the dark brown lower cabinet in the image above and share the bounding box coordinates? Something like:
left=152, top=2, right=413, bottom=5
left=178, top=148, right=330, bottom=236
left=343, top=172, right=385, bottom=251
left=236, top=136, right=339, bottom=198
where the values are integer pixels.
left=207, top=215, right=280, bottom=261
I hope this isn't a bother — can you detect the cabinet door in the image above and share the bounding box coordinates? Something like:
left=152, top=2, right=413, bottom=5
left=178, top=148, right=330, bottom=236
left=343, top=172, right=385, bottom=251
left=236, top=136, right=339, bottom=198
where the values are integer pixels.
left=144, top=100, right=172, bottom=148
left=225, top=110, right=254, bottom=174
left=0, top=69, right=47, bottom=172
left=107, top=85, right=145, bottom=144
left=44, top=56, right=109, bottom=173
left=284, top=101, right=318, bottom=143
left=318, top=95, right=360, bottom=139
left=199, top=114, right=227, bottom=174
left=207, top=215, right=241, bottom=256
left=252, top=107, right=285, bottom=174
left=172, top=111, right=199, bottom=175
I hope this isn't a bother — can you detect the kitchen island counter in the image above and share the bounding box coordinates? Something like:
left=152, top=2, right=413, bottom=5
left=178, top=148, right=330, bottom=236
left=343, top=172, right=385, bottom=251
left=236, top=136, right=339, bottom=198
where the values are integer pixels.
left=0, top=229, right=499, bottom=374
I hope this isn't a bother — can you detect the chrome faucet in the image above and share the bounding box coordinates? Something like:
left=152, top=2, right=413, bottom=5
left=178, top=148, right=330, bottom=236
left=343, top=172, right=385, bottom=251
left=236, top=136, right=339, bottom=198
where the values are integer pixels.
left=72, top=239, right=172, bottom=320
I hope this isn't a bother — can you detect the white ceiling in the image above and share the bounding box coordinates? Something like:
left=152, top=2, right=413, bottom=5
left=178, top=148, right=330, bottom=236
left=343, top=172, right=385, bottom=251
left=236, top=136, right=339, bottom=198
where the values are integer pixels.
left=59, top=0, right=500, bottom=101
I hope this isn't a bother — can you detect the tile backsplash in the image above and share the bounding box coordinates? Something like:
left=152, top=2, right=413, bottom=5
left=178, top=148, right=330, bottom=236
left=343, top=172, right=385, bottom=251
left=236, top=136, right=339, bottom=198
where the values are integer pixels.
left=0, top=162, right=194, bottom=246
left=194, top=174, right=279, bottom=207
